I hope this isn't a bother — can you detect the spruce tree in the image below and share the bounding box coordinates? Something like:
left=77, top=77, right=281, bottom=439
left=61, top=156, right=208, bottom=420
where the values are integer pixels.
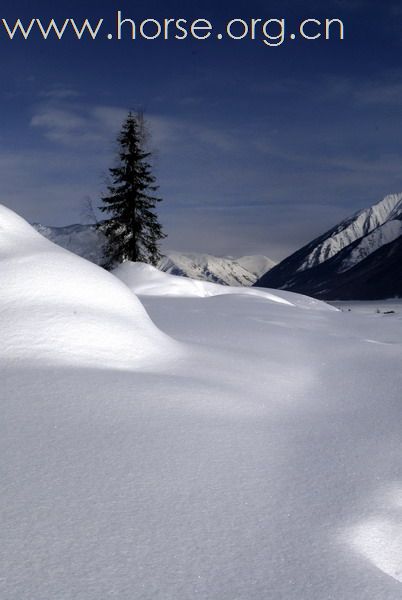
left=98, top=112, right=166, bottom=269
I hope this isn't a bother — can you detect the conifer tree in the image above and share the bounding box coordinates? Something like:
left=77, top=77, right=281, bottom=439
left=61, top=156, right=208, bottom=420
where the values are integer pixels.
left=98, top=112, right=166, bottom=269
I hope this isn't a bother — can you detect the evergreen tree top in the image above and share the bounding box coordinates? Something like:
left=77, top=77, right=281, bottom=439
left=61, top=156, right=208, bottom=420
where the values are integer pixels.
left=97, top=111, right=166, bottom=270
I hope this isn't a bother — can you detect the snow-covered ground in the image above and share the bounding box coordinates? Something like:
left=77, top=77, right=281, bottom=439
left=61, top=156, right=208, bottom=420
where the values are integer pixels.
left=2, top=206, right=402, bottom=599
left=333, top=300, right=402, bottom=316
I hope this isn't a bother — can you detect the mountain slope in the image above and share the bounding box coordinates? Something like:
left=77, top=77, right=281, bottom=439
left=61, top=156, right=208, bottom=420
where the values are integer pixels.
left=256, top=193, right=402, bottom=299
left=234, top=255, right=276, bottom=281
left=33, top=223, right=106, bottom=265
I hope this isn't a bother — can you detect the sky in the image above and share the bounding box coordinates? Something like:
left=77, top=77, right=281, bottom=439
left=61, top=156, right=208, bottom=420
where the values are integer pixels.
left=2, top=0, right=402, bottom=260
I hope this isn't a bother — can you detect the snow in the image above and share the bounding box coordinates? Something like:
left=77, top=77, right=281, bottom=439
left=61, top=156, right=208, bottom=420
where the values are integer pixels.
left=235, top=253, right=276, bottom=277
left=332, top=299, right=402, bottom=315
left=343, top=482, right=402, bottom=583
left=113, top=261, right=333, bottom=310
left=0, top=205, right=175, bottom=368
left=2, top=206, right=402, bottom=599
left=338, top=219, right=402, bottom=273
left=297, top=193, right=402, bottom=273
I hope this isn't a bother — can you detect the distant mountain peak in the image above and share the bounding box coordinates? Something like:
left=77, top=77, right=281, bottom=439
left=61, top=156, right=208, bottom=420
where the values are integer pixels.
left=295, top=193, right=402, bottom=274
left=256, top=193, right=402, bottom=300
left=158, top=251, right=275, bottom=286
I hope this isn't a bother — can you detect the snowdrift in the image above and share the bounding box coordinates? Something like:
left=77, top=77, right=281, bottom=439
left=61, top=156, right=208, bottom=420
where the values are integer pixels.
left=114, top=261, right=336, bottom=311
left=0, top=205, right=176, bottom=368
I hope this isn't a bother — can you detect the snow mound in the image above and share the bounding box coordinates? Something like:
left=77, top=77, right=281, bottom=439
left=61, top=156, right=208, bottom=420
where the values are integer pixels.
left=115, top=261, right=291, bottom=303
left=114, top=262, right=336, bottom=311
left=0, top=205, right=175, bottom=368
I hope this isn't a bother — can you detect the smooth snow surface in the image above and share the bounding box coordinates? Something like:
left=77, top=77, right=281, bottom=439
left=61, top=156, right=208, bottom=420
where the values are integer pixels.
left=2, top=207, right=402, bottom=599
left=114, top=261, right=334, bottom=310
left=0, top=205, right=175, bottom=368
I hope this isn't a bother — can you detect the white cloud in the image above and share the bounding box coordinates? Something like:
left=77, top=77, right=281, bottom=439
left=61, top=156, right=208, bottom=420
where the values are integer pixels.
left=31, top=103, right=122, bottom=146
left=39, top=87, right=81, bottom=100
left=30, top=95, right=240, bottom=159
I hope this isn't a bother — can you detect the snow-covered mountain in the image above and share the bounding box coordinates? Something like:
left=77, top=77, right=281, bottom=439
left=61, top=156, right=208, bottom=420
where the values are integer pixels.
left=235, top=254, right=276, bottom=278
left=33, top=223, right=106, bottom=265
left=257, top=193, right=402, bottom=299
left=33, top=223, right=275, bottom=286
left=159, top=251, right=275, bottom=286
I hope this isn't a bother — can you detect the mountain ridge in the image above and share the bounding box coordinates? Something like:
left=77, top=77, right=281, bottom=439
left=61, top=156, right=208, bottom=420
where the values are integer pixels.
left=256, top=193, right=402, bottom=300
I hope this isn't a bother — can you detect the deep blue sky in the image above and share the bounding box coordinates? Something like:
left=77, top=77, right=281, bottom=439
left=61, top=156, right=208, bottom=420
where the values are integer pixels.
left=2, top=0, right=402, bottom=259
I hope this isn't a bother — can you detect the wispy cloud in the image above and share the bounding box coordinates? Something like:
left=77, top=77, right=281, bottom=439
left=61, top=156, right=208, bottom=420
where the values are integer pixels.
left=30, top=92, right=239, bottom=153
left=317, top=74, right=402, bottom=107
left=31, top=102, right=123, bottom=147
left=39, top=87, right=81, bottom=100
left=7, top=78, right=402, bottom=260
